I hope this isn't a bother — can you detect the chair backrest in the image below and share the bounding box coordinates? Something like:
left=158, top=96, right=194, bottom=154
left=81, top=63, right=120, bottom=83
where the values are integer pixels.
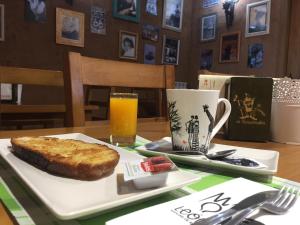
left=0, top=66, right=64, bottom=86
left=65, top=52, right=175, bottom=127
left=0, top=66, right=65, bottom=129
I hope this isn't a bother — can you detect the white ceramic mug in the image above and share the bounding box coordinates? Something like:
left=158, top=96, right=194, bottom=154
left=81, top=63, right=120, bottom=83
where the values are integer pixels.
left=167, top=89, right=231, bottom=153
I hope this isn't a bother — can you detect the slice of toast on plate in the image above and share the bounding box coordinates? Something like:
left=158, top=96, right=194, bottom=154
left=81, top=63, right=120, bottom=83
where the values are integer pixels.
left=10, top=137, right=120, bottom=180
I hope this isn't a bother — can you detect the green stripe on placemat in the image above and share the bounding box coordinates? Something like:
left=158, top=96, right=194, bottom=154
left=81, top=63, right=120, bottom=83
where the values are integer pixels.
left=187, top=174, right=234, bottom=192
left=0, top=177, right=35, bottom=225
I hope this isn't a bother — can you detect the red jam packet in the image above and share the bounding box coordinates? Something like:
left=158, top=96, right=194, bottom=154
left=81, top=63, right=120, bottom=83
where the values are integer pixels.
left=123, top=156, right=178, bottom=182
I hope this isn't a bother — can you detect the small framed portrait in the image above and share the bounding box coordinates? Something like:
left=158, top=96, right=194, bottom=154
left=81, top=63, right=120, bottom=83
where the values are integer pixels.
left=142, top=24, right=159, bottom=42
left=119, top=31, right=138, bottom=60
left=202, top=0, right=220, bottom=8
left=90, top=6, right=106, bottom=35
left=0, top=4, right=4, bottom=41
left=248, top=43, right=264, bottom=68
left=56, top=8, right=85, bottom=47
left=162, top=0, right=184, bottom=32
left=144, top=44, right=156, bottom=64
left=200, top=49, right=213, bottom=70
left=113, top=0, right=140, bottom=23
left=146, top=0, right=158, bottom=16
left=219, top=31, right=240, bottom=63
left=201, top=14, right=217, bottom=41
left=25, top=0, right=47, bottom=22
left=162, top=35, right=180, bottom=65
left=245, top=0, right=271, bottom=37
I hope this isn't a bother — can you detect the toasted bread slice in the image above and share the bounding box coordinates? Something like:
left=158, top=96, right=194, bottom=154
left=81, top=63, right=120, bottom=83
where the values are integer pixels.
left=10, top=137, right=120, bottom=180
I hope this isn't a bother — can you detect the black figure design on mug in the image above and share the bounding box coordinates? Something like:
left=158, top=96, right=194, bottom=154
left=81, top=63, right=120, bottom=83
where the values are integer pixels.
left=185, top=116, right=199, bottom=151
left=201, top=105, right=214, bottom=154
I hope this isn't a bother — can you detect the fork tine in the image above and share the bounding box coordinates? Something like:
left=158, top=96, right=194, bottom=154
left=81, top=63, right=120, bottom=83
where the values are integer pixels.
left=285, top=188, right=299, bottom=210
left=281, top=187, right=295, bottom=208
left=274, top=186, right=288, bottom=205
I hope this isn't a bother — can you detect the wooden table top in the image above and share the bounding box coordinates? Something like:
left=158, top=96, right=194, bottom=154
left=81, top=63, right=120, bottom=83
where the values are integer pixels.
left=0, top=119, right=299, bottom=182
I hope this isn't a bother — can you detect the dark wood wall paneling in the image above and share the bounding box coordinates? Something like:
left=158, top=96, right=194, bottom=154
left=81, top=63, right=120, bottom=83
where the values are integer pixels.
left=0, top=0, right=194, bottom=104
left=0, top=0, right=295, bottom=96
left=188, top=0, right=292, bottom=88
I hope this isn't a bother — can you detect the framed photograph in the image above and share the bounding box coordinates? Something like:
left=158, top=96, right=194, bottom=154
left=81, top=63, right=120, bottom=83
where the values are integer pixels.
left=202, top=0, right=220, bottom=8
left=0, top=4, right=4, bottom=41
left=162, top=0, right=184, bottom=32
left=113, top=0, right=140, bottom=23
left=219, top=32, right=240, bottom=63
left=248, top=43, right=264, bottom=68
left=146, top=0, right=158, bottom=16
left=201, top=14, right=217, bottom=41
left=200, top=49, right=213, bottom=70
left=144, top=44, right=156, bottom=64
left=25, top=0, right=47, bottom=22
left=119, top=31, right=138, bottom=60
left=245, top=0, right=271, bottom=37
left=91, top=6, right=106, bottom=35
left=56, top=8, right=85, bottom=47
left=142, top=24, right=159, bottom=42
left=162, top=35, right=180, bottom=65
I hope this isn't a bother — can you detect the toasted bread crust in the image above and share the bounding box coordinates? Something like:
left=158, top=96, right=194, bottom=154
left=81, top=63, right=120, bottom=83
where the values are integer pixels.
left=10, top=137, right=120, bottom=180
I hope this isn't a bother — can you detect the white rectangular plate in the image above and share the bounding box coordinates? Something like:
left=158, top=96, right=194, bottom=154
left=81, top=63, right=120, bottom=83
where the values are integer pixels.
left=0, top=133, right=200, bottom=220
left=136, top=138, right=279, bottom=176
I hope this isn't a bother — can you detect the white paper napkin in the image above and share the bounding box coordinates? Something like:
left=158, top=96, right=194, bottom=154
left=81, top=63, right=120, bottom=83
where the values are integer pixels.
left=106, top=178, right=299, bottom=225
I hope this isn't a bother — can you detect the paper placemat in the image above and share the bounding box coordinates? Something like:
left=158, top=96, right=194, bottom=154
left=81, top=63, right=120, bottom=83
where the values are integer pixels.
left=0, top=135, right=299, bottom=225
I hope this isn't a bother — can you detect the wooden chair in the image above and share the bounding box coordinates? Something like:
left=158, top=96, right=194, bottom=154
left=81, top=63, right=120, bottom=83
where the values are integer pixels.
left=0, top=66, right=98, bottom=129
left=64, top=52, right=175, bottom=127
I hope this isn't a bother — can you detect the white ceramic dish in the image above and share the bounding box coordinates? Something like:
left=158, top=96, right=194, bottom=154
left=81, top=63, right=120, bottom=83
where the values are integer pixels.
left=0, top=133, right=200, bottom=220
left=136, top=137, right=279, bottom=176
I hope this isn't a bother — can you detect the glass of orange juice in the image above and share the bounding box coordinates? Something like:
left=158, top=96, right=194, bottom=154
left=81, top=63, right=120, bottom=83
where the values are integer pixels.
left=110, top=93, right=138, bottom=146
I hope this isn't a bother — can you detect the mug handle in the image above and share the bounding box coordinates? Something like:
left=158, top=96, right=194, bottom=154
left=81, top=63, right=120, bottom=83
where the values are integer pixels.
left=210, top=98, right=232, bottom=140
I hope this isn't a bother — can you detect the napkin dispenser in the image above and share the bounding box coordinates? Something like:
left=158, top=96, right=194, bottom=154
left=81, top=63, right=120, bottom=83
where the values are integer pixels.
left=271, top=78, right=300, bottom=144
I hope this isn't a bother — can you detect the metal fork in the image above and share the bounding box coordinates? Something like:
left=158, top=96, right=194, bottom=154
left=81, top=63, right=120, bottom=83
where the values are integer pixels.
left=224, top=186, right=299, bottom=225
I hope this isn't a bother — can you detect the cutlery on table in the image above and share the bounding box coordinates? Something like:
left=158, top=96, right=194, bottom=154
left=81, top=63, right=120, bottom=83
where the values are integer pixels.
left=192, top=190, right=279, bottom=225
left=223, top=185, right=299, bottom=225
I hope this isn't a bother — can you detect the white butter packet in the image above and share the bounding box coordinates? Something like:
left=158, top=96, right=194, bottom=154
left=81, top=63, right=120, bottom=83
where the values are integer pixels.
left=123, top=156, right=178, bottom=182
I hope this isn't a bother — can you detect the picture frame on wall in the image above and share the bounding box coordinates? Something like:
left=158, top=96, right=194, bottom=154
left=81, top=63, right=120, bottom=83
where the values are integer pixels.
left=56, top=8, right=85, bottom=47
left=248, top=43, right=264, bottom=68
left=144, top=44, right=156, bottom=64
left=113, top=0, right=140, bottom=23
left=142, top=24, right=159, bottom=42
left=202, top=0, right=220, bottom=8
left=245, top=0, right=271, bottom=37
left=162, top=0, right=184, bottom=32
left=219, top=31, right=240, bottom=63
left=0, top=4, right=4, bottom=41
left=90, top=6, right=106, bottom=35
left=146, top=0, right=158, bottom=16
left=201, top=14, right=217, bottom=41
left=25, top=0, right=47, bottom=22
left=119, top=30, right=138, bottom=60
left=162, top=35, right=180, bottom=65
left=200, top=49, right=213, bottom=70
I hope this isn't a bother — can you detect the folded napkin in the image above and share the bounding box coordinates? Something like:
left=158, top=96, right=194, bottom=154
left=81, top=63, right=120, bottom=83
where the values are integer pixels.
left=106, top=178, right=300, bottom=225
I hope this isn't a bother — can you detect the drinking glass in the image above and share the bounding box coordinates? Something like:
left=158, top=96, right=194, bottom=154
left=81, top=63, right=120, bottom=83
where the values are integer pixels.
left=110, top=93, right=138, bottom=146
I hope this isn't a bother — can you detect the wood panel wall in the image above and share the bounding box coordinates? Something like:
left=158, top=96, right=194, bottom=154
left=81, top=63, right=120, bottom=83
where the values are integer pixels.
left=287, top=0, right=300, bottom=78
left=0, top=0, right=193, bottom=104
left=0, top=0, right=296, bottom=95
left=188, top=0, right=292, bottom=88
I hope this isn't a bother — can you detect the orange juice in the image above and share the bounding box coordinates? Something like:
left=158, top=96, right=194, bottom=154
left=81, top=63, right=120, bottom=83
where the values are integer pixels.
left=110, top=93, right=138, bottom=146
